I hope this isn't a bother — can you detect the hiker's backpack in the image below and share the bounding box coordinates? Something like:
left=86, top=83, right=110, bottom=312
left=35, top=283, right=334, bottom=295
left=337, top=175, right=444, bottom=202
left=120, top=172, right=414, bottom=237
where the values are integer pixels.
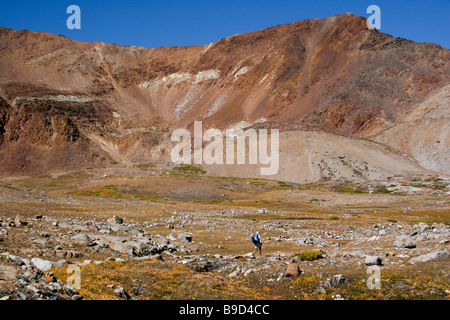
left=251, top=233, right=260, bottom=243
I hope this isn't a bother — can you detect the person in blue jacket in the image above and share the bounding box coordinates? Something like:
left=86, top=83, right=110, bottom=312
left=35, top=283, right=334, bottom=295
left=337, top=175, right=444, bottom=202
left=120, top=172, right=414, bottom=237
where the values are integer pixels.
left=251, top=231, right=262, bottom=256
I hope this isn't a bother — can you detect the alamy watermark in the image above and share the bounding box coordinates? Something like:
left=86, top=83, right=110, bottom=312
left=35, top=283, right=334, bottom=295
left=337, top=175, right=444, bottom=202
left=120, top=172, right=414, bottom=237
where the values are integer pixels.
left=67, top=5, right=81, bottom=30
left=366, top=5, right=381, bottom=30
left=366, top=265, right=381, bottom=289
left=171, top=121, right=279, bottom=176
left=66, top=264, right=81, bottom=290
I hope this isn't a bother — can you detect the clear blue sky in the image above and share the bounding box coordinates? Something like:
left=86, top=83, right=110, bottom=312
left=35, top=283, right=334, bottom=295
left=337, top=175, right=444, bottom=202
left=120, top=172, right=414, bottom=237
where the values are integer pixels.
left=0, top=0, right=449, bottom=49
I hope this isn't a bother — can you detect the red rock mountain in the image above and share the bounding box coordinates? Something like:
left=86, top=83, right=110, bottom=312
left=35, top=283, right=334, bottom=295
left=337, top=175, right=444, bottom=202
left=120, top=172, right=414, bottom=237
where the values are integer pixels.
left=0, top=13, right=448, bottom=182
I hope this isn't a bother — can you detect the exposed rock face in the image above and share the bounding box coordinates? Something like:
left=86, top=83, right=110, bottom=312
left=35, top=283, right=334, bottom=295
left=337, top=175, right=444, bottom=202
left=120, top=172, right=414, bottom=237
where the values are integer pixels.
left=0, top=13, right=448, bottom=181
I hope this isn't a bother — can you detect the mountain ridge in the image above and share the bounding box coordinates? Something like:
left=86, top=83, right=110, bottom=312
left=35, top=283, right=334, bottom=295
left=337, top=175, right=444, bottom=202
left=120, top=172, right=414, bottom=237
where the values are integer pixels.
left=0, top=13, right=448, bottom=181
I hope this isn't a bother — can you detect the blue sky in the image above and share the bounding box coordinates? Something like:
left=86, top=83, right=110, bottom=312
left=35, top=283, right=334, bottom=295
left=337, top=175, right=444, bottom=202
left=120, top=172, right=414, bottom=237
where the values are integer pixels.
left=0, top=0, right=449, bottom=49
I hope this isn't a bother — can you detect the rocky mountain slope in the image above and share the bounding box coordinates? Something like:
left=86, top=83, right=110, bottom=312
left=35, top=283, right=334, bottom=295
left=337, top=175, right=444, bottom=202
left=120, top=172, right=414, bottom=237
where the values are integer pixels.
left=0, top=13, right=448, bottom=181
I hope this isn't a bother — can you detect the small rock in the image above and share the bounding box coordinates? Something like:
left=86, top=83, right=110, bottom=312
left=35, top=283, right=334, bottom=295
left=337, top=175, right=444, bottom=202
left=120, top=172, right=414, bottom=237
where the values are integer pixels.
left=228, top=270, right=239, bottom=278
left=55, top=250, right=68, bottom=259
left=332, top=274, right=347, bottom=286
left=114, top=286, right=130, bottom=300
left=7, top=254, right=25, bottom=266
left=109, top=215, right=123, bottom=225
left=177, top=233, right=192, bottom=242
left=43, top=275, right=56, bottom=283
left=243, top=268, right=257, bottom=277
left=386, top=251, right=396, bottom=257
left=14, top=215, right=27, bottom=227
left=316, top=287, right=327, bottom=294
left=65, top=251, right=83, bottom=259
left=34, top=239, right=52, bottom=248
left=285, top=263, right=301, bottom=277
left=190, top=260, right=221, bottom=272
left=132, top=284, right=145, bottom=295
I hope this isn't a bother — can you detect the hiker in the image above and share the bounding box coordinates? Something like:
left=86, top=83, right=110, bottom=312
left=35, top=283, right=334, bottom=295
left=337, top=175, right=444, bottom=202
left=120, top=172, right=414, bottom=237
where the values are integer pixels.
left=251, top=232, right=262, bottom=256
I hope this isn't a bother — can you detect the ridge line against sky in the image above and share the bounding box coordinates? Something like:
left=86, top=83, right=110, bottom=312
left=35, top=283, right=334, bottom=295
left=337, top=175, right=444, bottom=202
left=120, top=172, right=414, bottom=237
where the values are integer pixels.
left=0, top=0, right=449, bottom=49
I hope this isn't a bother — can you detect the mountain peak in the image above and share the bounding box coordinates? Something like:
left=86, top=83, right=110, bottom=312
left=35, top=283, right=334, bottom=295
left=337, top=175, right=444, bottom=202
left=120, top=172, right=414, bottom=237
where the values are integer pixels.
left=0, top=14, right=448, bottom=179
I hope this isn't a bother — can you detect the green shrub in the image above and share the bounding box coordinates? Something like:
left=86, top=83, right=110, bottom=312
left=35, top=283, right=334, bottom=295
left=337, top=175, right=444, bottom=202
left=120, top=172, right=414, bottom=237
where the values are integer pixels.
left=374, top=186, right=391, bottom=194
left=250, top=181, right=268, bottom=186
left=290, top=250, right=323, bottom=261
left=174, top=166, right=206, bottom=174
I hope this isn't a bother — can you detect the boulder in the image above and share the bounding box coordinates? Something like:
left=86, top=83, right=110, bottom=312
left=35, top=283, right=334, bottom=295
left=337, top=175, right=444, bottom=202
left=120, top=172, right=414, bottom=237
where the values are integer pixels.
left=332, top=274, right=347, bottom=286
left=14, top=215, right=27, bottom=227
left=342, top=250, right=374, bottom=257
left=108, top=215, right=123, bottom=225
left=410, top=251, right=450, bottom=263
left=108, top=241, right=129, bottom=254
left=394, top=235, right=416, bottom=249
left=31, top=258, right=54, bottom=272
left=365, top=256, right=383, bottom=266
left=43, top=275, right=56, bottom=283
left=127, top=241, right=157, bottom=257
left=411, top=222, right=432, bottom=236
left=6, top=254, right=25, bottom=266
left=55, top=250, right=68, bottom=259
left=285, top=263, right=301, bottom=277
left=190, top=260, right=221, bottom=272
left=106, top=238, right=162, bottom=257
left=65, top=251, right=83, bottom=259
left=70, top=233, right=92, bottom=246
left=40, top=232, right=52, bottom=238
left=53, top=260, right=69, bottom=268
left=114, top=286, right=130, bottom=300
left=177, top=233, right=193, bottom=242
left=34, top=239, right=52, bottom=248
left=298, top=237, right=329, bottom=247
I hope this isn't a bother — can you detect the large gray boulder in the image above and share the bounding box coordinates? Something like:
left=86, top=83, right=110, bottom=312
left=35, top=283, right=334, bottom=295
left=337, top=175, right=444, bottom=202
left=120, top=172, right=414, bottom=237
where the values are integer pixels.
left=31, top=258, right=54, bottom=271
left=70, top=233, right=92, bottom=246
left=411, top=222, right=432, bottom=236
left=177, top=233, right=193, bottom=242
left=410, top=251, right=450, bottom=263
left=105, top=237, right=162, bottom=257
left=394, top=235, right=416, bottom=249
left=365, top=256, right=383, bottom=266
